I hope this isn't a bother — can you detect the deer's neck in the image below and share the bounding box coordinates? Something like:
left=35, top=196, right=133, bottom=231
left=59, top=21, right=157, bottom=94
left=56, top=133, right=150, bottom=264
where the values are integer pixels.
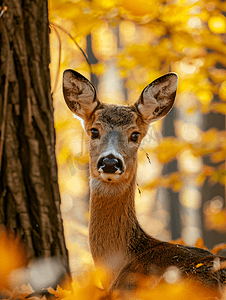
left=89, top=174, right=159, bottom=276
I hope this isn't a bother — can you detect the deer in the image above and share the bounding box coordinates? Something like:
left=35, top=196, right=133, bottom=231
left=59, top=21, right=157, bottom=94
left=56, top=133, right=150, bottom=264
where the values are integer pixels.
left=62, top=69, right=226, bottom=296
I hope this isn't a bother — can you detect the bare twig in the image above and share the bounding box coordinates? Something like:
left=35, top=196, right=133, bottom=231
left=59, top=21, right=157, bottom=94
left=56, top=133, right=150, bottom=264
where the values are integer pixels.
left=49, top=21, right=92, bottom=75
left=140, top=146, right=152, bottom=165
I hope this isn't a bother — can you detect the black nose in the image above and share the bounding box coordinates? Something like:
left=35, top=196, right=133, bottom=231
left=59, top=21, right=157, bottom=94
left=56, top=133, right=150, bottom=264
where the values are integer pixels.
left=97, top=154, right=124, bottom=174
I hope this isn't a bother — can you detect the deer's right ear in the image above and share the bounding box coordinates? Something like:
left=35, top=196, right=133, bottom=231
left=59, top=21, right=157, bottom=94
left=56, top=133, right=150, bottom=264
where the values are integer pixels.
left=63, top=69, right=100, bottom=120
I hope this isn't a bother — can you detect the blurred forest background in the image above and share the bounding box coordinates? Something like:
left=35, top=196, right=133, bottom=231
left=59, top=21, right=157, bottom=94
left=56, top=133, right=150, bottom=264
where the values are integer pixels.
left=49, top=0, right=226, bottom=276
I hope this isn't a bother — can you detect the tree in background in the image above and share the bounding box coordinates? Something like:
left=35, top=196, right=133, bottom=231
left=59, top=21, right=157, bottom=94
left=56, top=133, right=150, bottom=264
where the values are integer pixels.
left=0, top=0, right=70, bottom=285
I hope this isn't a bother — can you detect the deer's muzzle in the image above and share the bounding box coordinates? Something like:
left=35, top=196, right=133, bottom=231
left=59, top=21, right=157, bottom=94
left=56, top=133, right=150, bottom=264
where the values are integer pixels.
left=97, top=154, right=124, bottom=174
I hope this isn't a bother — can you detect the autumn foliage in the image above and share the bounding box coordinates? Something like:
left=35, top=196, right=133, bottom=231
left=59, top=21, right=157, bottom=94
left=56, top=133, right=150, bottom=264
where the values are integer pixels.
left=0, top=229, right=27, bottom=290
left=48, top=0, right=226, bottom=296
left=49, top=0, right=226, bottom=257
left=1, top=0, right=226, bottom=298
left=1, top=238, right=226, bottom=300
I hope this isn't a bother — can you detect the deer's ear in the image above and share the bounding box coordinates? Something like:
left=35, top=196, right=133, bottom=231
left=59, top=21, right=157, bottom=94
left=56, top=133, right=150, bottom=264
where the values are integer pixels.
left=134, top=73, right=178, bottom=124
left=63, top=69, right=100, bottom=120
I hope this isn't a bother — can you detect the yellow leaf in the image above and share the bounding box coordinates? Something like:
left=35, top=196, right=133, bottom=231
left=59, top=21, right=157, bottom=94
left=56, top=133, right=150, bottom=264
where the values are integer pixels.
left=195, top=238, right=207, bottom=250
left=211, top=151, right=225, bottom=163
left=196, top=90, right=213, bottom=105
left=92, top=0, right=119, bottom=10
left=49, top=2, right=83, bottom=20
left=208, top=15, right=226, bottom=34
left=91, top=63, right=106, bottom=75
left=153, top=138, right=185, bottom=164
left=211, top=169, right=226, bottom=184
left=211, top=243, right=226, bottom=254
left=121, top=0, right=159, bottom=16
left=209, top=68, right=226, bottom=84
left=212, top=103, right=226, bottom=114
left=219, top=81, right=226, bottom=101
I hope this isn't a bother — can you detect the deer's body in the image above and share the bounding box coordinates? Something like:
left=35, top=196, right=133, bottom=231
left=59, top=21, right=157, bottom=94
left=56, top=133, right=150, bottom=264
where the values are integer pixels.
left=63, top=70, right=226, bottom=295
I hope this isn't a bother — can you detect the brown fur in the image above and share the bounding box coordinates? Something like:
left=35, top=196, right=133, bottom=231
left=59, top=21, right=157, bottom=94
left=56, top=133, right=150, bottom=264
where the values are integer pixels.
left=63, top=70, right=226, bottom=296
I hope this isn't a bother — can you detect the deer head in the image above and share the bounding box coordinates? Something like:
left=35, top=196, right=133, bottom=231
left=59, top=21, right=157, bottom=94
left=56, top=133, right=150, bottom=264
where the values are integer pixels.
left=63, top=70, right=178, bottom=194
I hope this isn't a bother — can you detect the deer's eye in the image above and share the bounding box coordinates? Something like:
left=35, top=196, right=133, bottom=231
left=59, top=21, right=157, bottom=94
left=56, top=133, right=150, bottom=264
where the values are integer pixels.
left=91, top=128, right=99, bottom=139
left=130, top=132, right=140, bottom=143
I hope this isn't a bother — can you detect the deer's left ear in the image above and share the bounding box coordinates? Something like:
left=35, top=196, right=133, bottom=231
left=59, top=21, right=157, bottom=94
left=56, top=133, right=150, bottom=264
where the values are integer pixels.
left=134, top=73, right=178, bottom=124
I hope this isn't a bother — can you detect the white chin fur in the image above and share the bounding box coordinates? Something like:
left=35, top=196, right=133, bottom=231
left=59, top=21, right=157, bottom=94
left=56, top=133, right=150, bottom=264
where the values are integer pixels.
left=100, top=173, right=121, bottom=182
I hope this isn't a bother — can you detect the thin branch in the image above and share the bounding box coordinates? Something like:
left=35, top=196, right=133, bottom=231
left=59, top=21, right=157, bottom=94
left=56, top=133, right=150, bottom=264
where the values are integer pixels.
left=49, top=21, right=92, bottom=76
left=140, top=146, right=152, bottom=165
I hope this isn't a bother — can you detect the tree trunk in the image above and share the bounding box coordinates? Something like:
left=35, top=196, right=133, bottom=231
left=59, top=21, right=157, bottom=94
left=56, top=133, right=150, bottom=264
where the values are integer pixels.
left=202, top=109, right=225, bottom=249
left=162, top=107, right=181, bottom=240
left=0, top=0, right=70, bottom=280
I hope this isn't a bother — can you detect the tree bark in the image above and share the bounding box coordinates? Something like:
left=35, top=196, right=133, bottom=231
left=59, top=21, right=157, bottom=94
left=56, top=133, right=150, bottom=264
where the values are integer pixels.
left=0, top=0, right=70, bottom=280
